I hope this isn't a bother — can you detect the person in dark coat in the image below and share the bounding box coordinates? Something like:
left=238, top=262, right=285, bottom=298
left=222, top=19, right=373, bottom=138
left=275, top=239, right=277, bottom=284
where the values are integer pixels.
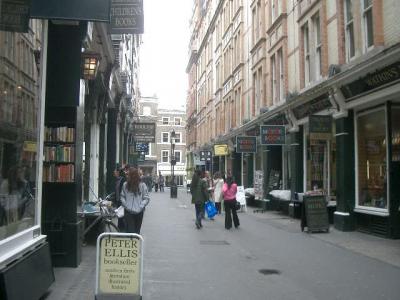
left=190, top=169, right=208, bottom=229
left=113, top=165, right=126, bottom=232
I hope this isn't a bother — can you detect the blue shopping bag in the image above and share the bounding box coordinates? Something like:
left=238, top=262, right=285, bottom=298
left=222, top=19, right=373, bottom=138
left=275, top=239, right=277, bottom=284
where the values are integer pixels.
left=205, top=201, right=217, bottom=219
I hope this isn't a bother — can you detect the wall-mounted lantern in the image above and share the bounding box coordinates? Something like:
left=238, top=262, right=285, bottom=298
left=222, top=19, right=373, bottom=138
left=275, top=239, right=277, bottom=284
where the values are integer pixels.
left=81, top=52, right=100, bottom=80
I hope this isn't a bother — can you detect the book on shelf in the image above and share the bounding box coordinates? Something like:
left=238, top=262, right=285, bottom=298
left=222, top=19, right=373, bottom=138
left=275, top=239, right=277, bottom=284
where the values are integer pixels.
left=45, top=126, right=75, bottom=143
left=43, top=163, right=75, bottom=183
left=44, top=145, right=75, bottom=162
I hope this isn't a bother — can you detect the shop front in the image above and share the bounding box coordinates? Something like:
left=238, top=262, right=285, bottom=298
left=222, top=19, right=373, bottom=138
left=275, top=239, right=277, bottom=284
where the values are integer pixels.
left=335, top=52, right=400, bottom=238
left=0, top=17, right=54, bottom=299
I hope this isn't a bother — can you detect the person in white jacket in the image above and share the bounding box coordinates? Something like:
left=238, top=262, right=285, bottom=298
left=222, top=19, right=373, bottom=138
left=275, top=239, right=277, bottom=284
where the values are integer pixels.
left=213, top=172, right=224, bottom=214
left=120, top=167, right=150, bottom=234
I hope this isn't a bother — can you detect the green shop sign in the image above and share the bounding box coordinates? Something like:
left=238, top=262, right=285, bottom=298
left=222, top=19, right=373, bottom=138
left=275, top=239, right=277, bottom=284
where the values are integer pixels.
left=341, top=61, right=400, bottom=100
left=236, top=136, right=257, bottom=153
left=309, top=115, right=332, bottom=140
left=260, top=125, right=286, bottom=145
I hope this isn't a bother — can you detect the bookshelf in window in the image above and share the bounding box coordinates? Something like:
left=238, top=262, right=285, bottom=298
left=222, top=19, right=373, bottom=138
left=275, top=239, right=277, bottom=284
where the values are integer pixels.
left=43, top=125, right=76, bottom=183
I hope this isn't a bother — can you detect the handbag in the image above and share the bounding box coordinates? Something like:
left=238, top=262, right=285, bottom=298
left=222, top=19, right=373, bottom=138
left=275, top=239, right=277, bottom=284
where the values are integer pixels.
left=115, top=206, right=125, bottom=218
left=205, top=201, right=217, bottom=218
left=235, top=200, right=241, bottom=211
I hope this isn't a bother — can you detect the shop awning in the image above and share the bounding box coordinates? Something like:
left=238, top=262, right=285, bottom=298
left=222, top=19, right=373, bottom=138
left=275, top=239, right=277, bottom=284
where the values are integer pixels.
left=30, top=0, right=110, bottom=22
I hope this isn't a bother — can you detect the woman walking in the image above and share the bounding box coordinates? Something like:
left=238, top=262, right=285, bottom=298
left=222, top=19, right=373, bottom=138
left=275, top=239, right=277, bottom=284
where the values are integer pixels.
left=222, top=176, right=240, bottom=229
left=120, top=167, right=150, bottom=234
left=191, top=169, right=208, bottom=229
left=213, top=172, right=224, bottom=214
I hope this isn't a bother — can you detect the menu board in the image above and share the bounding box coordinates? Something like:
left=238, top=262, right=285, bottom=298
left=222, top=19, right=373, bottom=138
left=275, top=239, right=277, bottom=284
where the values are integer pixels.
left=302, top=195, right=329, bottom=233
left=254, top=170, right=264, bottom=200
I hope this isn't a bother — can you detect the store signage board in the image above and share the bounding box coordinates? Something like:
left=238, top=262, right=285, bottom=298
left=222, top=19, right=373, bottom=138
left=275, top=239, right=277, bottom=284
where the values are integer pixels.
left=309, top=115, right=332, bottom=140
left=236, top=136, right=257, bottom=153
left=264, top=113, right=288, bottom=125
left=214, top=144, right=229, bottom=156
left=292, top=94, right=332, bottom=120
left=260, top=125, right=286, bottom=145
left=31, top=0, right=111, bottom=21
left=303, top=195, right=329, bottom=233
left=254, top=170, right=264, bottom=200
left=341, top=61, right=400, bottom=101
left=135, top=142, right=149, bottom=154
left=96, top=233, right=143, bottom=299
left=132, top=122, right=155, bottom=143
left=0, top=0, right=30, bottom=32
left=109, top=0, right=144, bottom=34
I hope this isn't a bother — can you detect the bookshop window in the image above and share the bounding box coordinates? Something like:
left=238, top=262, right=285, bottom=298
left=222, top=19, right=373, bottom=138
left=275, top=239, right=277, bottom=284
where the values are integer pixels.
left=0, top=25, right=42, bottom=240
left=356, top=108, right=387, bottom=209
left=305, top=122, right=336, bottom=196
left=392, top=107, right=400, bottom=163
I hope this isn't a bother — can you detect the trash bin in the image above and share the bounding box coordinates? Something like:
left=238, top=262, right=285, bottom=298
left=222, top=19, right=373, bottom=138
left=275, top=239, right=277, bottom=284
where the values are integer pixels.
left=170, top=184, right=177, bottom=198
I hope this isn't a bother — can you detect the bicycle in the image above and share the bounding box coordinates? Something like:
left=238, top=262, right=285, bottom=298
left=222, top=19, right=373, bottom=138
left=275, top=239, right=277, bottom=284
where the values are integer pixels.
left=81, top=194, right=119, bottom=244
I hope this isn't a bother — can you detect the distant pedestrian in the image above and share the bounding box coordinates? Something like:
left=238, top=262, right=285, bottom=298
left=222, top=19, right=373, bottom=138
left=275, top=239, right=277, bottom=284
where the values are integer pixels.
left=222, top=175, right=240, bottom=230
left=158, top=172, right=165, bottom=192
left=120, top=167, right=150, bottom=234
left=191, top=169, right=208, bottom=229
left=213, top=172, right=224, bottom=214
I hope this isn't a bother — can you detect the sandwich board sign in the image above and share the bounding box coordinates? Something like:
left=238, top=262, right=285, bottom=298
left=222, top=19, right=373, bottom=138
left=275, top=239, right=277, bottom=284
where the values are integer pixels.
left=96, top=233, right=143, bottom=299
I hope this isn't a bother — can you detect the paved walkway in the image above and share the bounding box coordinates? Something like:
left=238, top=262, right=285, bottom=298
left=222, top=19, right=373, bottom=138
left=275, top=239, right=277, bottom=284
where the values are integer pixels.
left=42, top=188, right=400, bottom=299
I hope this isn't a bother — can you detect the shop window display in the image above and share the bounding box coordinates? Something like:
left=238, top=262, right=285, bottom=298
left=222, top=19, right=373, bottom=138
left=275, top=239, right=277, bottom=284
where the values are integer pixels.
left=0, top=22, right=42, bottom=240
left=356, top=109, right=387, bottom=209
left=305, top=123, right=336, bottom=196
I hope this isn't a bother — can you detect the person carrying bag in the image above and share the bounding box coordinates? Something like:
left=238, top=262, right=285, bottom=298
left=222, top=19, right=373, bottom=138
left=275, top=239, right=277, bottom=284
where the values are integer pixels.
left=222, top=176, right=240, bottom=230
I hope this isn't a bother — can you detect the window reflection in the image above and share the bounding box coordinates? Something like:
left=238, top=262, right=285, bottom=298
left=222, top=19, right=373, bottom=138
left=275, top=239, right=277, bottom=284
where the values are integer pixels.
left=0, top=20, right=42, bottom=239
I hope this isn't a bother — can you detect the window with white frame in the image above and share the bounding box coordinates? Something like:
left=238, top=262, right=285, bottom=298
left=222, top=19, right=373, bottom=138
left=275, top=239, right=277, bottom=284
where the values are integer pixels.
left=175, top=117, right=181, bottom=126
left=162, top=132, right=169, bottom=143
left=362, top=0, right=374, bottom=50
left=161, top=150, right=169, bottom=163
left=174, top=132, right=181, bottom=143
left=174, top=151, right=181, bottom=163
left=313, top=14, right=322, bottom=79
left=356, top=108, right=387, bottom=210
left=344, top=0, right=355, bottom=60
left=162, top=117, right=169, bottom=125
left=302, top=23, right=310, bottom=85
left=271, top=0, right=276, bottom=22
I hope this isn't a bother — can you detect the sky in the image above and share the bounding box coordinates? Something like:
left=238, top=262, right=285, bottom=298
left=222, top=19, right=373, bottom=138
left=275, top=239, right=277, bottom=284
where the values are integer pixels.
left=139, top=0, right=193, bottom=109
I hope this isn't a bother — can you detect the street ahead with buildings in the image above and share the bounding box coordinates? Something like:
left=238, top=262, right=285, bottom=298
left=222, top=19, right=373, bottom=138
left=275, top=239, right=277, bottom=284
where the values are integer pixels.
left=45, top=190, right=400, bottom=300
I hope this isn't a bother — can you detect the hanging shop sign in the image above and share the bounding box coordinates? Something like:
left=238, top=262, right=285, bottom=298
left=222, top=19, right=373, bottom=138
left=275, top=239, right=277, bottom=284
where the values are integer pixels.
left=309, top=115, right=332, bottom=140
left=134, top=142, right=149, bottom=154
left=292, top=94, right=332, bottom=120
left=245, top=126, right=260, bottom=136
left=132, top=122, right=155, bottom=143
left=260, top=125, right=286, bottom=145
left=96, top=233, right=143, bottom=298
left=0, top=0, right=30, bottom=33
left=236, top=136, right=257, bottom=153
left=341, top=60, right=400, bottom=101
left=264, top=113, right=288, bottom=125
left=30, top=0, right=110, bottom=21
left=109, top=0, right=144, bottom=34
left=200, top=151, right=212, bottom=161
left=214, top=144, right=229, bottom=156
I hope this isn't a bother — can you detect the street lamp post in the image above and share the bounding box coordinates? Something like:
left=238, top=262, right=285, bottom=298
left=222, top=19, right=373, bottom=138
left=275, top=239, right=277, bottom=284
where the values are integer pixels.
left=170, top=129, right=177, bottom=198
